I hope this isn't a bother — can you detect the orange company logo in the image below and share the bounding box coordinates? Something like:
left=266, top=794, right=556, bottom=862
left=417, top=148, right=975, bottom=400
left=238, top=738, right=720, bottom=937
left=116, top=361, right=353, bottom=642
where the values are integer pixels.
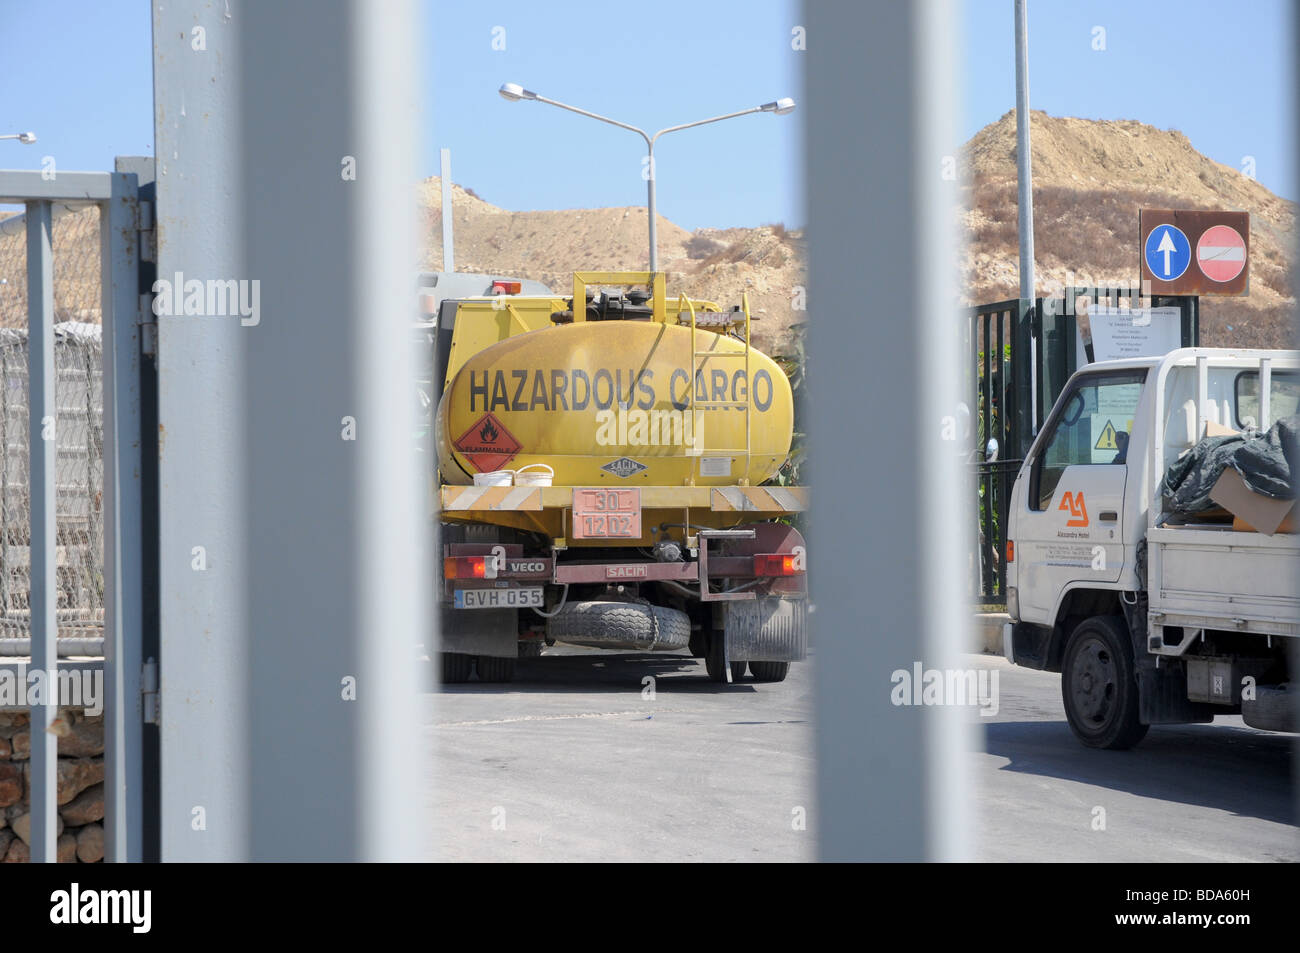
left=1058, top=490, right=1089, bottom=527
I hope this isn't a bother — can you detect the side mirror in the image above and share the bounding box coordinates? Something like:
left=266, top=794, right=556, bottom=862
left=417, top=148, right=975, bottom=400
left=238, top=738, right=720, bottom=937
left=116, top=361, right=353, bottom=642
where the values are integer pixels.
left=985, top=438, right=999, bottom=462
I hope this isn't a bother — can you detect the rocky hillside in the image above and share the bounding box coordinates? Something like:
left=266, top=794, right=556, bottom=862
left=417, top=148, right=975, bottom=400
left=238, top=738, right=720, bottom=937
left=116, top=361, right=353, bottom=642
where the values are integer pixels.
left=3, top=111, right=1293, bottom=352
left=963, top=110, right=1296, bottom=347
left=416, top=179, right=806, bottom=354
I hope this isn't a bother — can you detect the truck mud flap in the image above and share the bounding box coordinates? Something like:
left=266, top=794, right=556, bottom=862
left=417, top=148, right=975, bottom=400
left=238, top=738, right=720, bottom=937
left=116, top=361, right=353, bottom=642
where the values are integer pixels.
left=1136, top=660, right=1215, bottom=726
left=1007, top=621, right=1052, bottom=670
left=439, top=607, right=519, bottom=658
left=724, top=597, right=807, bottom=662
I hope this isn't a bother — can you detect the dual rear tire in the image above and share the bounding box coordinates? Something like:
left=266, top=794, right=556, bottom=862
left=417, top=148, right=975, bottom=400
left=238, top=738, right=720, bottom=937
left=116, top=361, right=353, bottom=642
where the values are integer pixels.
left=749, top=660, right=790, bottom=682
left=702, top=631, right=790, bottom=683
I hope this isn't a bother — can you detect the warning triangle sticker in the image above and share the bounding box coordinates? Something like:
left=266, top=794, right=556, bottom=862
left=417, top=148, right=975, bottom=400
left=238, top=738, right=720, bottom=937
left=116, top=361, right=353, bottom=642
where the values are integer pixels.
left=1094, top=419, right=1118, bottom=451
left=454, top=413, right=522, bottom=472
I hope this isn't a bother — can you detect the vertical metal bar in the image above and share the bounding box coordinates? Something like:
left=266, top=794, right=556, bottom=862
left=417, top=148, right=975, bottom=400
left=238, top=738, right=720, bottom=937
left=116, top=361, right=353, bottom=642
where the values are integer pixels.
left=995, top=465, right=1006, bottom=597
left=1003, top=310, right=1014, bottom=463
left=440, top=148, right=455, bottom=273
left=236, top=0, right=427, bottom=860
left=1259, top=357, right=1271, bottom=430
left=152, top=2, right=248, bottom=860
left=968, top=312, right=978, bottom=447
left=1014, top=0, right=1035, bottom=304
left=101, top=171, right=145, bottom=862
left=1196, top=354, right=1209, bottom=437
left=1014, top=300, right=1033, bottom=457
left=114, top=154, right=160, bottom=861
left=981, top=313, right=993, bottom=597
left=808, top=0, right=970, bottom=861
left=0, top=344, right=8, bottom=624
left=26, top=199, right=57, bottom=863
left=743, top=292, right=751, bottom=483
left=1291, top=5, right=1300, bottom=839
left=1032, top=299, right=1043, bottom=430
left=995, top=309, right=1005, bottom=449
left=982, top=309, right=991, bottom=455
left=969, top=310, right=980, bottom=596
left=998, top=309, right=1010, bottom=596
left=83, top=344, right=99, bottom=618
left=690, top=299, right=697, bottom=485
left=646, top=140, right=658, bottom=272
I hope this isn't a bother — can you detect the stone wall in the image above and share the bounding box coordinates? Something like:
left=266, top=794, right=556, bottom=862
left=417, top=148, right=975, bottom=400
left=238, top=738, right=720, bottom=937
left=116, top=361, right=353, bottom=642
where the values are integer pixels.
left=0, top=710, right=105, bottom=862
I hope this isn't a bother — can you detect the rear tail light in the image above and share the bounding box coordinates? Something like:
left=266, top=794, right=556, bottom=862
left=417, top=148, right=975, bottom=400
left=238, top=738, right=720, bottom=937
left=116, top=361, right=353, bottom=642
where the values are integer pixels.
left=491, top=280, right=522, bottom=295
left=444, top=556, right=489, bottom=579
left=753, top=553, right=803, bottom=576
left=1006, top=540, right=1014, bottom=563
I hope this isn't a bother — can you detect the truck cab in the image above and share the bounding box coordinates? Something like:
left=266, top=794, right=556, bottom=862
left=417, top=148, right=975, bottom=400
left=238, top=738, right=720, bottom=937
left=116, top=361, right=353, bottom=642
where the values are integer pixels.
left=1004, top=348, right=1299, bottom=748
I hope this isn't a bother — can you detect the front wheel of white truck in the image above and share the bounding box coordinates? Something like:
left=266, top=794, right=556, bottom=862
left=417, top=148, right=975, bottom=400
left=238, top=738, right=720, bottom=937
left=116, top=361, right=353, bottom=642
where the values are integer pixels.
left=1061, top=615, right=1149, bottom=750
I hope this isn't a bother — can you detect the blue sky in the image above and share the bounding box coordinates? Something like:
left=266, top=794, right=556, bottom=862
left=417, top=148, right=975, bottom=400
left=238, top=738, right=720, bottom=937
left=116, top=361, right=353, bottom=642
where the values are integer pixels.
left=962, top=0, right=1296, bottom=200
left=0, top=1, right=1294, bottom=226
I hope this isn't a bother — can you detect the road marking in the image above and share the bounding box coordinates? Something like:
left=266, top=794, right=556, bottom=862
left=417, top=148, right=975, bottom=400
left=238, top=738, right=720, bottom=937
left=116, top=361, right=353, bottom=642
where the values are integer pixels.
left=432, top=707, right=701, bottom=728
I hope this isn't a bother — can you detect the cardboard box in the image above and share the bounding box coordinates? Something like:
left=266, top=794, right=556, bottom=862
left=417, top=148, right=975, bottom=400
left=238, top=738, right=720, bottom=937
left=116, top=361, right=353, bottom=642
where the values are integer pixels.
left=1205, top=419, right=1240, bottom=438
left=1209, top=467, right=1298, bottom=536
left=1233, top=514, right=1297, bottom=534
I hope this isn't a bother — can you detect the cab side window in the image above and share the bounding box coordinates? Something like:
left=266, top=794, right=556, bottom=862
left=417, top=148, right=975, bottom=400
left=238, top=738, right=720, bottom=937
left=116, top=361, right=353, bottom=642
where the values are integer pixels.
left=1031, top=373, right=1145, bottom=511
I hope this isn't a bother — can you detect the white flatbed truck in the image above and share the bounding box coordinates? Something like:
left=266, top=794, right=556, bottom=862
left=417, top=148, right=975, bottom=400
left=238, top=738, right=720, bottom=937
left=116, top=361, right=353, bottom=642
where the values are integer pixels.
left=1003, top=347, right=1299, bottom=748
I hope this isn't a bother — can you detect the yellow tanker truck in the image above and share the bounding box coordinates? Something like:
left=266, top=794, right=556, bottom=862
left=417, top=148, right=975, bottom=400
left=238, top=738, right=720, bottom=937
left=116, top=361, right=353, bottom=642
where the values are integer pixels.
left=423, top=271, right=808, bottom=684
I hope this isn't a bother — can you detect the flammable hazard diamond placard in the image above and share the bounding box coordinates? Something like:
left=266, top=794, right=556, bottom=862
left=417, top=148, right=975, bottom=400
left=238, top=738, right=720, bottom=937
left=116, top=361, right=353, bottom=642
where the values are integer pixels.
left=453, top=413, right=522, bottom=473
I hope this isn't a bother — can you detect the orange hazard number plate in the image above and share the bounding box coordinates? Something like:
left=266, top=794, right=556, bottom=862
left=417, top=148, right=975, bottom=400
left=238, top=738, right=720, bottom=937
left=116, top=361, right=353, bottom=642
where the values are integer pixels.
left=573, top=488, right=642, bottom=539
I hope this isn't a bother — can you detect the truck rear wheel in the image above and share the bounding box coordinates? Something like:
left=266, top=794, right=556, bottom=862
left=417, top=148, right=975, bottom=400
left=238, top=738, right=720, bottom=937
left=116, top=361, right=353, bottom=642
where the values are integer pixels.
left=440, top=652, right=474, bottom=684
left=477, top=656, right=516, bottom=683
left=748, top=661, right=790, bottom=683
left=1061, top=615, right=1148, bottom=750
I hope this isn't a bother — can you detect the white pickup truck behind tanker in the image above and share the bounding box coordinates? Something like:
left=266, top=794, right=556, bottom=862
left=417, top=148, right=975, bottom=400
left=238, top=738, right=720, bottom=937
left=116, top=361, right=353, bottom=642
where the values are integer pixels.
left=1003, top=348, right=1299, bottom=748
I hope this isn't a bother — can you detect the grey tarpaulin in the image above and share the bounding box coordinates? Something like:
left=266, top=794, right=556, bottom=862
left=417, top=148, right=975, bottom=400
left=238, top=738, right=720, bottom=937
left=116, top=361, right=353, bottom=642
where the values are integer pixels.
left=1159, top=415, right=1300, bottom=512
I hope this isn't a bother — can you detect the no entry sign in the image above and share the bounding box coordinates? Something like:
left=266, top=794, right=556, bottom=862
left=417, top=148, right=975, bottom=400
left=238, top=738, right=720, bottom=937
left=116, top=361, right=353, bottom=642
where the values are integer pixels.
left=1139, top=209, right=1250, bottom=296
left=1196, top=224, right=1247, bottom=283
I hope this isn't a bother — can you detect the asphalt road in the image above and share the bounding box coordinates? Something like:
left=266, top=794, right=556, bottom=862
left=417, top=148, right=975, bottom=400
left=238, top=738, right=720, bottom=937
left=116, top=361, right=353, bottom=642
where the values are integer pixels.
left=974, top=655, right=1299, bottom=863
left=426, top=645, right=815, bottom=862
left=425, top=648, right=1297, bottom=862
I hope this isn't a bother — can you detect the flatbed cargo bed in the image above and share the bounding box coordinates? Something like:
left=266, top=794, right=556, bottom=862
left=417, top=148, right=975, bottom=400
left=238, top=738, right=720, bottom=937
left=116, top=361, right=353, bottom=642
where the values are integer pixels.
left=1147, top=524, right=1300, bottom=639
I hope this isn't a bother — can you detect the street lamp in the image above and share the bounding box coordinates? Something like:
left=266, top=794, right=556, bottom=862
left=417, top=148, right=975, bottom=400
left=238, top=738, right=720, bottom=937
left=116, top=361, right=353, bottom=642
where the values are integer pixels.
left=499, top=84, right=795, bottom=272
left=0, top=132, right=37, bottom=144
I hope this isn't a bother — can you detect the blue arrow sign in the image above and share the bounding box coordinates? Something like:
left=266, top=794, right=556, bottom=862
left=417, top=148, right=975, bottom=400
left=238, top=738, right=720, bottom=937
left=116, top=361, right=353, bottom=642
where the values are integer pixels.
left=1144, top=224, right=1191, bottom=281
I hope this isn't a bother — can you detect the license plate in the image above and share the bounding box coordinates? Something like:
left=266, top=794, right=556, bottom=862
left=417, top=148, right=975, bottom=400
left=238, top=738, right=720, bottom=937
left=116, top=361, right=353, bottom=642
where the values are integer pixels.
left=454, top=587, right=544, bottom=609
left=573, top=488, right=642, bottom=539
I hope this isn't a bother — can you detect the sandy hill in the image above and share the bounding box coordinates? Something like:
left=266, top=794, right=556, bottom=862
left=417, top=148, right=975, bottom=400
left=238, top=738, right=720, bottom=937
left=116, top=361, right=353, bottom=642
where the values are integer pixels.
left=3, top=112, right=1291, bottom=353
left=963, top=110, right=1296, bottom=347
left=416, top=179, right=805, bottom=353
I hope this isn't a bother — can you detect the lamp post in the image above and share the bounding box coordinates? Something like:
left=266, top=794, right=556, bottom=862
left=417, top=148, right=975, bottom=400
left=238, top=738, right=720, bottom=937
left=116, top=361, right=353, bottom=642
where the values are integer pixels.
left=0, top=132, right=37, bottom=144
left=499, top=84, right=794, bottom=272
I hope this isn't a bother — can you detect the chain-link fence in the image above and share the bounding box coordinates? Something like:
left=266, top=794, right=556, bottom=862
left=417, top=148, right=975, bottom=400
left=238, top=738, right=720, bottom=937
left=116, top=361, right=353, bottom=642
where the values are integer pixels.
left=0, top=206, right=105, bottom=640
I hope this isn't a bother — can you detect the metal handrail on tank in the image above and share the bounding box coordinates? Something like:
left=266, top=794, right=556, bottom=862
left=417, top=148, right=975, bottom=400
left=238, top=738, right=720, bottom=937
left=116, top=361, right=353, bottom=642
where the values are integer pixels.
left=685, top=291, right=754, bottom=486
